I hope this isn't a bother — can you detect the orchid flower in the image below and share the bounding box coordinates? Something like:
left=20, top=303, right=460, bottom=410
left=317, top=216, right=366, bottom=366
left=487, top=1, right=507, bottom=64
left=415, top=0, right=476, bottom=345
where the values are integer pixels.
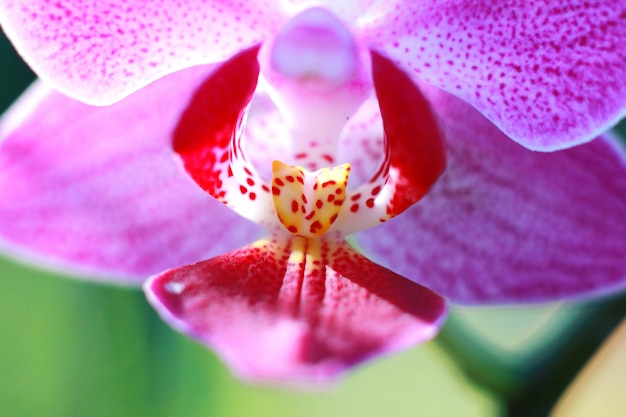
left=2, top=1, right=626, bottom=383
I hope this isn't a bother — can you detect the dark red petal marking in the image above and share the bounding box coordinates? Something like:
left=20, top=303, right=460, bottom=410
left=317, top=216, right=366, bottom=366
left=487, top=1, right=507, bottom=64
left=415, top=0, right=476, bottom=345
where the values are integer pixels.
left=145, top=236, right=446, bottom=382
left=172, top=45, right=261, bottom=197
left=371, top=50, right=447, bottom=217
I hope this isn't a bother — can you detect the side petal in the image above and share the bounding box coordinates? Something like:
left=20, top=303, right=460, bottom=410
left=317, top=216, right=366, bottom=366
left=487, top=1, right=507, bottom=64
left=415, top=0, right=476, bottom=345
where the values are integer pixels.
left=145, top=236, right=446, bottom=383
left=356, top=89, right=626, bottom=304
left=361, top=0, right=626, bottom=150
left=336, top=51, right=445, bottom=235
left=173, top=46, right=278, bottom=226
left=0, top=0, right=287, bottom=105
left=0, top=68, right=262, bottom=283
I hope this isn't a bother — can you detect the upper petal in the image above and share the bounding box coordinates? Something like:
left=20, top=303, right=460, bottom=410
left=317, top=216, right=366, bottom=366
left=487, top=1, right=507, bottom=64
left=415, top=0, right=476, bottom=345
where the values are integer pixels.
left=356, top=88, right=626, bottom=303
left=0, top=67, right=262, bottom=284
left=0, top=0, right=288, bottom=105
left=361, top=0, right=626, bottom=150
left=145, top=236, right=445, bottom=383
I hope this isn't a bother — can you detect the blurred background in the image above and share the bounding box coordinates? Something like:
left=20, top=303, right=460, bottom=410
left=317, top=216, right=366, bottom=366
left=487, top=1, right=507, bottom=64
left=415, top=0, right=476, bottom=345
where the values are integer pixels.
left=1, top=28, right=625, bottom=417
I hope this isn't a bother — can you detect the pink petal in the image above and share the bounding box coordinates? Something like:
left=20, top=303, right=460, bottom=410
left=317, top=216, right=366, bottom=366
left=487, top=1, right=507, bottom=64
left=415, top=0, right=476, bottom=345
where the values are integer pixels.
left=0, top=0, right=288, bottom=105
left=145, top=236, right=446, bottom=382
left=355, top=88, right=626, bottom=303
left=0, top=66, right=262, bottom=283
left=362, top=0, right=626, bottom=150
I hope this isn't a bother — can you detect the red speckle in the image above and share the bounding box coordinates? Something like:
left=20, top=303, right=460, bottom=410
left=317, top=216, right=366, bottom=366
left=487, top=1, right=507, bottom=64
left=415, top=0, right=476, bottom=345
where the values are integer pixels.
left=291, top=200, right=299, bottom=213
left=350, top=203, right=359, bottom=213
left=286, top=175, right=295, bottom=183
left=366, top=198, right=375, bottom=208
left=272, top=186, right=280, bottom=195
left=309, top=221, right=322, bottom=234
left=239, top=185, right=248, bottom=194
left=249, top=192, right=257, bottom=200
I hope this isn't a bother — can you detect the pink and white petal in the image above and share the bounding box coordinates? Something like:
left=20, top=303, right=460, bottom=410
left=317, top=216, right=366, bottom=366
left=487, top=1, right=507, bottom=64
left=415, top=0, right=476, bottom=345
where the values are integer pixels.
left=355, top=89, right=626, bottom=304
left=0, top=0, right=288, bottom=105
left=243, top=90, right=292, bottom=181
left=360, top=0, right=626, bottom=150
left=173, top=46, right=278, bottom=227
left=336, top=96, right=384, bottom=186
left=0, top=67, right=262, bottom=284
left=145, top=236, right=446, bottom=383
left=336, top=51, right=445, bottom=235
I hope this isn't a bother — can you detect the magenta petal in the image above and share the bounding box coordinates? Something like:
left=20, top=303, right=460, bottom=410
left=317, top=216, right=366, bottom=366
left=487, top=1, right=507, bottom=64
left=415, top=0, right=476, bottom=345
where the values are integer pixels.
left=145, top=237, right=446, bottom=382
left=356, top=89, right=626, bottom=304
left=371, top=50, right=445, bottom=215
left=363, top=0, right=626, bottom=150
left=0, top=67, right=262, bottom=283
left=0, top=0, right=287, bottom=104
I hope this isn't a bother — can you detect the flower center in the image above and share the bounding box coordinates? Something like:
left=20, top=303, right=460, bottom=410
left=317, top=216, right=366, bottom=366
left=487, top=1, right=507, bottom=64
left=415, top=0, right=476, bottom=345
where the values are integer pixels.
left=271, top=160, right=350, bottom=237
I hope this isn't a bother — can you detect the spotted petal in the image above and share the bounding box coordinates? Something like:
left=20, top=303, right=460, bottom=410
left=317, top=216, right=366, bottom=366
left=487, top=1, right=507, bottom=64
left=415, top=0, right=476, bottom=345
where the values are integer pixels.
left=361, top=0, right=626, bottom=150
left=173, top=46, right=280, bottom=227
left=0, top=66, right=262, bottom=283
left=356, top=88, right=626, bottom=303
left=336, top=51, right=445, bottom=235
left=145, top=236, right=446, bottom=382
left=0, top=0, right=288, bottom=105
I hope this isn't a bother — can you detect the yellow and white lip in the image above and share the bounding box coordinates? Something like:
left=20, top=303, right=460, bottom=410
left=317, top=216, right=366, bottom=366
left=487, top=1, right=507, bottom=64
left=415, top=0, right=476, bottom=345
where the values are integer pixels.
left=271, top=160, right=350, bottom=238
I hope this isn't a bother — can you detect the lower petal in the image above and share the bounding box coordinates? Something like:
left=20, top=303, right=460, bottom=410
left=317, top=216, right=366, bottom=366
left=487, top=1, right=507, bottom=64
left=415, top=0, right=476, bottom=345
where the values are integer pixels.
left=356, top=89, right=626, bottom=303
left=144, top=236, right=446, bottom=382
